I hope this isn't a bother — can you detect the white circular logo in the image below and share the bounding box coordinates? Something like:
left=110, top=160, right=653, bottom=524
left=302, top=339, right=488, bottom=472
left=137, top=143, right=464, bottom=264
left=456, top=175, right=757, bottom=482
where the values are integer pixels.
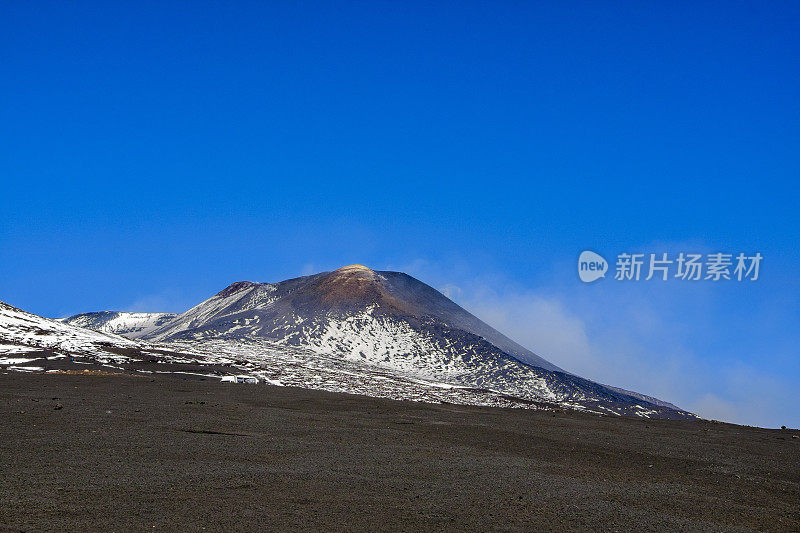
left=578, top=251, right=607, bottom=283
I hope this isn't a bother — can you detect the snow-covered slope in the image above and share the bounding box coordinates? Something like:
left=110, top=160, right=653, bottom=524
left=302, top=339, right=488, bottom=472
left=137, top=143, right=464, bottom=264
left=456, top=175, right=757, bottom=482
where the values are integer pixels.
left=1, top=290, right=696, bottom=419
left=60, top=311, right=178, bottom=339
left=0, top=300, right=136, bottom=356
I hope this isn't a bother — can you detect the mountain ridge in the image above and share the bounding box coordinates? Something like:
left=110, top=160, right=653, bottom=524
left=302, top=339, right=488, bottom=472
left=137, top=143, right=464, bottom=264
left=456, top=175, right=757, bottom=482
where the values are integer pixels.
left=58, top=311, right=178, bottom=339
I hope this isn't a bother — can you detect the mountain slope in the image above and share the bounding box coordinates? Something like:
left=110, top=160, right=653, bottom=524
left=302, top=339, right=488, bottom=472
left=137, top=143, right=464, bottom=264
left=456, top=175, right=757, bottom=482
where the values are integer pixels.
left=60, top=311, right=178, bottom=339
left=0, top=298, right=687, bottom=416
left=0, top=300, right=136, bottom=356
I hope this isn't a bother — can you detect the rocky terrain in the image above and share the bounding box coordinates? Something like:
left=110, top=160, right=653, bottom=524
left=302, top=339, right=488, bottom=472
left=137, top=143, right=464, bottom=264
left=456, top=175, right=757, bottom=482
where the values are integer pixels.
left=1, top=372, right=796, bottom=532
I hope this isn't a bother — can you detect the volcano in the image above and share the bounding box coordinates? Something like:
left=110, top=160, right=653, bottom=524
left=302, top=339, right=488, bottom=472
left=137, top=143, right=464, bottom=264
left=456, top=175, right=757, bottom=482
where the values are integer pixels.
left=137, top=264, right=560, bottom=372
left=55, top=265, right=694, bottom=418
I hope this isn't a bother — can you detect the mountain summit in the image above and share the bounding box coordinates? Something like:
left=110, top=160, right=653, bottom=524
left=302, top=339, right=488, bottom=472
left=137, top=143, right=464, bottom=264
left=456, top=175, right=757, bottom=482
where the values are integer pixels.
left=137, top=265, right=561, bottom=372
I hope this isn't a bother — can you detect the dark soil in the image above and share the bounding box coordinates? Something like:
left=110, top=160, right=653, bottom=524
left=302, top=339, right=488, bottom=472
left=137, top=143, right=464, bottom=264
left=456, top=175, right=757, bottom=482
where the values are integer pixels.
left=1, top=373, right=797, bottom=532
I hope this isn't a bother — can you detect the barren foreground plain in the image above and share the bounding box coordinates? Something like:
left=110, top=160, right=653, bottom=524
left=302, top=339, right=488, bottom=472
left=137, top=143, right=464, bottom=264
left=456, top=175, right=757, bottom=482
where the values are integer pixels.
left=1, top=372, right=798, bottom=532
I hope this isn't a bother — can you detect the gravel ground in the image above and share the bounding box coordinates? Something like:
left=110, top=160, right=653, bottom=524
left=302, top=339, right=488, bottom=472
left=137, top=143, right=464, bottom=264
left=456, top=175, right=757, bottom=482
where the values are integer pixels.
left=1, top=372, right=797, bottom=532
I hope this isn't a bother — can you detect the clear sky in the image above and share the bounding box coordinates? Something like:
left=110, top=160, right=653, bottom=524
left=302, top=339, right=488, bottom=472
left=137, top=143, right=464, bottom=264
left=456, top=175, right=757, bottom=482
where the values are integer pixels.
left=1, top=2, right=798, bottom=427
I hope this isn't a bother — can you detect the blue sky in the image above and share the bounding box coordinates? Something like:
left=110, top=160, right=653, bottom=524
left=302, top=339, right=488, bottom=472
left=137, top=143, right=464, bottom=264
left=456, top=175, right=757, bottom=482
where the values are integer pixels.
left=1, top=2, right=798, bottom=427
